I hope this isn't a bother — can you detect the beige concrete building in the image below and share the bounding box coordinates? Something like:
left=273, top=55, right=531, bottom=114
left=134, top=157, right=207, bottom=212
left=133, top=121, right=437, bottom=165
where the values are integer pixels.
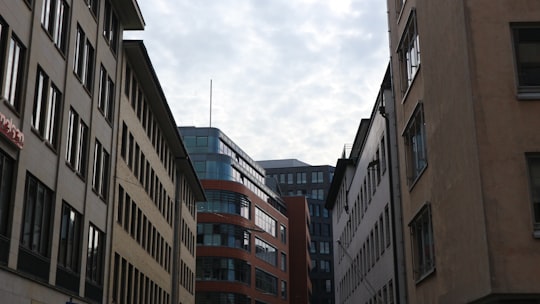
left=385, top=0, right=540, bottom=303
left=0, top=0, right=142, bottom=303
left=109, top=40, right=205, bottom=304
left=0, top=1, right=204, bottom=304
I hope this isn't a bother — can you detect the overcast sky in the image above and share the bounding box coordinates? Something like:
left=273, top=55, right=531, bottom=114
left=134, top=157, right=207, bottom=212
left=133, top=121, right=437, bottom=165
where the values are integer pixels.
left=126, top=0, right=389, bottom=166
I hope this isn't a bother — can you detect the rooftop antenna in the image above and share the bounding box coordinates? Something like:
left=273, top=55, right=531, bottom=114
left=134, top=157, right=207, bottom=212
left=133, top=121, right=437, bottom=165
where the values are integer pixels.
left=209, top=79, right=212, bottom=127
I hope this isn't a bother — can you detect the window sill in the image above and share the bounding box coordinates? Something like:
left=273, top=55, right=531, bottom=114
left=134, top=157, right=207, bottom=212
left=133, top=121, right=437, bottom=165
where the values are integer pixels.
left=517, top=92, right=540, bottom=101
left=2, top=97, right=20, bottom=117
left=415, top=267, right=436, bottom=285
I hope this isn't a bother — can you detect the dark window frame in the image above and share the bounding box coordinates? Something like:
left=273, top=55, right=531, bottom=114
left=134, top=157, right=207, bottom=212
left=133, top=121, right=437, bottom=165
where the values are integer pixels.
left=511, top=23, right=540, bottom=98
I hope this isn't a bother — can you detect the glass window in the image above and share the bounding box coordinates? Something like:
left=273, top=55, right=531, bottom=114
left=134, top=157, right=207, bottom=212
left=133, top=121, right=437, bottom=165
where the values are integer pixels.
left=196, top=223, right=251, bottom=251
left=196, top=257, right=250, bottom=284
left=527, top=154, right=540, bottom=227
left=58, top=202, right=82, bottom=272
left=255, top=207, right=276, bottom=237
left=103, top=0, right=119, bottom=54
left=197, top=190, right=251, bottom=219
left=410, top=204, right=435, bottom=281
left=512, top=24, right=540, bottom=94
left=32, top=67, right=61, bottom=148
left=398, top=10, right=420, bottom=93
left=74, top=25, right=95, bottom=91
left=41, top=0, right=69, bottom=53
left=87, top=224, right=104, bottom=286
left=98, top=65, right=115, bottom=122
left=4, top=35, right=26, bottom=110
left=287, top=173, right=293, bottom=184
left=92, top=140, right=110, bottom=200
left=255, top=237, right=277, bottom=266
left=0, top=151, right=14, bottom=238
left=404, top=103, right=427, bottom=185
left=280, top=252, right=286, bottom=271
left=21, top=173, right=53, bottom=257
left=255, top=268, right=277, bottom=295
left=84, top=0, right=99, bottom=17
left=280, top=224, right=286, bottom=244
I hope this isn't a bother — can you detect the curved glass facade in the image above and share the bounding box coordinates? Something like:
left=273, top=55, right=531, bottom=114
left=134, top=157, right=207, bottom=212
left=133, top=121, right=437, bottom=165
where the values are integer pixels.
left=196, top=223, right=251, bottom=251
left=196, top=256, right=251, bottom=284
left=197, top=190, right=251, bottom=219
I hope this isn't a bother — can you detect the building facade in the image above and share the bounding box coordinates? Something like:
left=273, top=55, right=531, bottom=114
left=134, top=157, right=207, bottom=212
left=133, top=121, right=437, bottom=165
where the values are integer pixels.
left=179, top=127, right=290, bottom=304
left=326, top=67, right=405, bottom=304
left=385, top=0, right=540, bottom=302
left=108, top=40, right=205, bottom=304
left=0, top=0, right=143, bottom=303
left=260, top=159, right=336, bottom=304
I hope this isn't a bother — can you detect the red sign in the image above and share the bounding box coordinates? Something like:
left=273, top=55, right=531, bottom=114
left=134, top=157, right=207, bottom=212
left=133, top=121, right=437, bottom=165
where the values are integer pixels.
left=0, top=111, right=24, bottom=149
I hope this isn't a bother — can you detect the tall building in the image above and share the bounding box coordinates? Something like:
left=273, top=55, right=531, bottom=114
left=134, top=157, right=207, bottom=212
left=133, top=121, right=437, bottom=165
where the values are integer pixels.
left=325, top=67, right=405, bottom=304
left=109, top=40, right=205, bottom=304
left=0, top=0, right=142, bottom=303
left=385, top=0, right=540, bottom=302
left=179, top=127, right=290, bottom=304
left=259, top=159, right=336, bottom=304
left=0, top=1, right=204, bottom=304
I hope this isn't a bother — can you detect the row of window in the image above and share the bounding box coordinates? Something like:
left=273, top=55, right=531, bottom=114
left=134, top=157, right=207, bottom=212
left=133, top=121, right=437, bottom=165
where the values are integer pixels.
left=14, top=172, right=105, bottom=300
left=311, top=259, right=331, bottom=273
left=310, top=222, right=331, bottom=237
left=117, top=185, right=172, bottom=273
left=181, top=218, right=195, bottom=257
left=124, top=64, right=176, bottom=181
left=197, top=223, right=251, bottom=251
left=121, top=123, right=173, bottom=226
left=272, top=170, right=326, bottom=185
left=197, top=189, right=251, bottom=220
left=180, top=175, right=197, bottom=219
left=309, top=202, right=330, bottom=218
left=196, top=256, right=251, bottom=284
left=255, top=207, right=277, bottom=237
left=340, top=272, right=394, bottom=304
left=310, top=240, right=331, bottom=255
left=112, top=253, right=170, bottom=304
left=180, top=259, right=195, bottom=295
left=195, top=292, right=250, bottom=304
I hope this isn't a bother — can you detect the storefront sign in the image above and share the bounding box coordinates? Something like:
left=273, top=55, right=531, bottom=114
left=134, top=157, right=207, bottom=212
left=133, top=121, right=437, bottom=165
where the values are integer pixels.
left=0, top=111, right=24, bottom=149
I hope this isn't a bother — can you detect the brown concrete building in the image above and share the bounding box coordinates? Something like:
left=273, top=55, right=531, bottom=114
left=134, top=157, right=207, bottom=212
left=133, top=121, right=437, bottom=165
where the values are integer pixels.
left=179, top=127, right=290, bottom=304
left=385, top=0, right=540, bottom=303
left=0, top=0, right=142, bottom=303
left=109, top=40, right=205, bottom=304
left=284, top=195, right=312, bottom=304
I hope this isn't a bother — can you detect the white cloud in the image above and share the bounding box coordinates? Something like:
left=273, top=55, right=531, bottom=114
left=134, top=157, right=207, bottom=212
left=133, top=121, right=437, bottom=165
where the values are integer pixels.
left=126, top=0, right=389, bottom=166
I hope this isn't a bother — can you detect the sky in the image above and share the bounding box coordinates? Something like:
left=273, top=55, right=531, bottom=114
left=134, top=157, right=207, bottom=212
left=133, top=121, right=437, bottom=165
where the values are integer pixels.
left=126, top=0, right=390, bottom=166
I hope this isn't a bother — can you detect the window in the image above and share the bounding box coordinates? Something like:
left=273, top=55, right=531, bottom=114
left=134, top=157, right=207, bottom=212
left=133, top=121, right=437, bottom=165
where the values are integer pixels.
left=98, top=65, right=115, bottom=121
left=32, top=67, right=61, bottom=147
left=255, top=207, right=276, bottom=237
left=103, top=0, right=119, bottom=54
left=87, top=224, right=104, bottom=285
left=21, top=174, right=53, bottom=257
left=66, top=108, right=89, bottom=176
left=312, top=171, right=323, bottom=183
left=409, top=204, right=435, bottom=281
left=41, top=0, right=69, bottom=53
left=255, top=237, right=277, bottom=266
left=403, top=103, right=427, bottom=185
left=58, top=202, right=82, bottom=272
left=287, top=173, right=293, bottom=184
left=74, top=25, right=95, bottom=91
left=255, top=268, right=277, bottom=295
left=398, top=10, right=420, bottom=92
left=92, top=140, right=110, bottom=199
left=381, top=136, right=387, bottom=173
left=84, top=0, right=99, bottom=17
left=320, top=260, right=331, bottom=272
left=320, top=241, right=330, bottom=254
left=281, top=280, right=287, bottom=300
left=280, top=252, right=286, bottom=271
left=310, top=240, right=317, bottom=254
left=4, top=35, right=26, bottom=110
left=527, top=154, right=540, bottom=229
left=296, top=172, right=306, bottom=184
left=0, top=151, right=14, bottom=239
left=325, top=279, right=332, bottom=293
left=280, top=224, right=286, bottom=244
left=196, top=257, right=250, bottom=284
left=512, top=24, right=540, bottom=95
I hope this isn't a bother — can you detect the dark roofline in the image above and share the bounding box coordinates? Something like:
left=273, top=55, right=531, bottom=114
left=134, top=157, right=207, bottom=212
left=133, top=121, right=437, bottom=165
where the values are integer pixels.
left=123, top=40, right=205, bottom=201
